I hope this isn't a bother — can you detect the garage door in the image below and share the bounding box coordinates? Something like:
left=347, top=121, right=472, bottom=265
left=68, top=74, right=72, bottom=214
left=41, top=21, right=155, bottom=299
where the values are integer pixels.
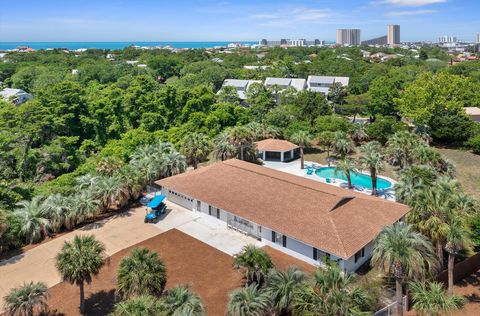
left=166, top=189, right=193, bottom=210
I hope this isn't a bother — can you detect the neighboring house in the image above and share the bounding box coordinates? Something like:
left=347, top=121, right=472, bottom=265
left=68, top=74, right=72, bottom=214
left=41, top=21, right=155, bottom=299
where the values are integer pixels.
left=465, top=107, right=480, bottom=122
left=0, top=88, right=33, bottom=105
left=156, top=159, right=409, bottom=272
left=220, top=79, right=262, bottom=100
left=306, top=76, right=350, bottom=95
left=256, top=138, right=300, bottom=162
left=264, top=77, right=306, bottom=91
left=211, top=57, right=224, bottom=63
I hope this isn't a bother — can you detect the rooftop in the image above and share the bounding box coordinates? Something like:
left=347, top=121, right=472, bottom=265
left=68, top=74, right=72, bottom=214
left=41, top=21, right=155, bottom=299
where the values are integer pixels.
left=156, top=159, right=409, bottom=259
left=465, top=107, right=480, bottom=116
left=256, top=138, right=299, bottom=152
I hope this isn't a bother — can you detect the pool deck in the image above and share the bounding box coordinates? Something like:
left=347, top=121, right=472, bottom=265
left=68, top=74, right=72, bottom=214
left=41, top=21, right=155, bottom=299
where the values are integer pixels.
left=262, top=160, right=396, bottom=201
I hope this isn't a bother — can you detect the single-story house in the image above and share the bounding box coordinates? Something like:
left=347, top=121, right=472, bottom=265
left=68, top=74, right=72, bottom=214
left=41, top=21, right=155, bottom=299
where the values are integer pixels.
left=465, top=107, right=480, bottom=122
left=0, top=88, right=33, bottom=105
left=156, top=159, right=409, bottom=272
left=256, top=138, right=300, bottom=162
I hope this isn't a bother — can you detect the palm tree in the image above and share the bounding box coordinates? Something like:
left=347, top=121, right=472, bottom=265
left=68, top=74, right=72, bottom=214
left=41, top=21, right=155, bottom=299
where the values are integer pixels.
left=43, top=193, right=69, bottom=233
left=371, top=223, right=438, bottom=316
left=410, top=281, right=465, bottom=316
left=385, top=131, right=420, bottom=169
left=75, top=173, right=99, bottom=190
left=265, top=267, right=308, bottom=314
left=4, top=281, right=49, bottom=316
left=112, top=295, right=161, bottom=316
left=333, top=131, right=354, bottom=158
left=95, top=175, right=127, bottom=210
left=317, top=131, right=335, bottom=165
left=394, top=165, right=437, bottom=205
left=180, top=133, right=212, bottom=169
left=227, top=126, right=255, bottom=161
left=233, top=244, right=274, bottom=286
left=213, top=131, right=236, bottom=161
left=67, top=190, right=101, bottom=228
left=289, top=131, right=312, bottom=169
left=293, top=263, right=371, bottom=316
left=14, top=196, right=50, bottom=244
left=56, top=235, right=106, bottom=314
left=162, top=151, right=187, bottom=177
left=96, top=156, right=124, bottom=175
left=445, top=217, right=471, bottom=295
left=349, top=124, right=369, bottom=145
left=117, top=247, right=167, bottom=299
left=161, top=285, right=205, bottom=316
left=359, top=141, right=384, bottom=196
left=227, top=284, right=270, bottom=316
left=335, top=157, right=357, bottom=189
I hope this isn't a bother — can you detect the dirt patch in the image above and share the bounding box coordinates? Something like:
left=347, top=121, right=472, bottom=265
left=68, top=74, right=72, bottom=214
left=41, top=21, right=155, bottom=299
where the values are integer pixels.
left=451, top=270, right=480, bottom=316
left=263, top=246, right=316, bottom=274
left=46, top=229, right=243, bottom=316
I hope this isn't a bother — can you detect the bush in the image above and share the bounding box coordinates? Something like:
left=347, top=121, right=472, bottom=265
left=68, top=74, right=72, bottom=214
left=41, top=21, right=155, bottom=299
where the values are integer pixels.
left=466, top=134, right=480, bottom=154
left=315, top=115, right=353, bottom=134
left=366, top=116, right=406, bottom=144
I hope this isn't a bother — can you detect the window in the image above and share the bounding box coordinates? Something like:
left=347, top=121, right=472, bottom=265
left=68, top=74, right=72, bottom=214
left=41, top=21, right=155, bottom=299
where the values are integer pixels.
left=282, top=235, right=287, bottom=247
left=313, top=248, right=318, bottom=260
left=208, top=205, right=212, bottom=216
left=354, top=247, right=365, bottom=263
left=271, top=231, right=276, bottom=242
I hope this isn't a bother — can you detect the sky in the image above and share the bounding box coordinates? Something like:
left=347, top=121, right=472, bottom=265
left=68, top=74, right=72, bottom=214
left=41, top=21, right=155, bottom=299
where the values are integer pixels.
left=0, top=0, right=478, bottom=42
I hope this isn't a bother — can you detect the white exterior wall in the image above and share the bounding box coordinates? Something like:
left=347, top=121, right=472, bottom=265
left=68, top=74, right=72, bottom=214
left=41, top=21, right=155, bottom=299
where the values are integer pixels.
left=342, top=241, right=374, bottom=272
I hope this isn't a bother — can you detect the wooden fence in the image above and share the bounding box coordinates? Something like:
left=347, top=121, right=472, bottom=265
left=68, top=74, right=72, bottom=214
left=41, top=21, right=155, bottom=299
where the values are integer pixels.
left=437, top=252, right=480, bottom=285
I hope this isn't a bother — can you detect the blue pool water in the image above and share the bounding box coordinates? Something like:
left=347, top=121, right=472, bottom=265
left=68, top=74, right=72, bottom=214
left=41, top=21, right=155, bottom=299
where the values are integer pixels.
left=314, top=167, right=392, bottom=190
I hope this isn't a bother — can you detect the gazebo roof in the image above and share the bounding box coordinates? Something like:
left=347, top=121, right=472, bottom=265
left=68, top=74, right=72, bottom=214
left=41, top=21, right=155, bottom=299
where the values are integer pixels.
left=255, top=138, right=299, bottom=152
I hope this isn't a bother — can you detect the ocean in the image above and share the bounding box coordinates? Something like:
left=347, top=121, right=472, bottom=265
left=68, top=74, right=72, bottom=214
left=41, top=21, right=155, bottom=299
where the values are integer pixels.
left=0, top=41, right=257, bottom=51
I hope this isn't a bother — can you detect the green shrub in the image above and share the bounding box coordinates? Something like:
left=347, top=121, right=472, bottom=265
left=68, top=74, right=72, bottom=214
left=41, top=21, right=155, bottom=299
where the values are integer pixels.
left=466, top=134, right=480, bottom=154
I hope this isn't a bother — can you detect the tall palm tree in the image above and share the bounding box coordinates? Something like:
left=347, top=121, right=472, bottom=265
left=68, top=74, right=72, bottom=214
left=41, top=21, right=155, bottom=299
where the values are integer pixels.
left=4, top=281, right=49, bottom=316
left=227, top=284, right=270, bottom=316
left=371, top=223, right=438, bottom=316
left=56, top=235, right=106, bottom=314
left=359, top=141, right=384, bottom=196
left=317, top=131, right=335, bottom=164
left=117, top=247, right=167, bottom=299
left=180, top=133, right=212, bottom=169
left=410, top=281, right=465, bottom=316
left=227, top=126, right=255, bottom=161
left=112, top=295, right=161, bottom=316
left=385, top=131, right=420, bottom=169
left=14, top=196, right=50, bottom=244
left=161, top=285, right=205, bottom=316
left=265, top=267, right=308, bottom=314
left=333, top=131, right=354, bottom=158
left=289, top=131, right=312, bottom=169
left=213, top=131, right=236, bottom=161
left=293, top=263, right=371, bottom=316
left=445, top=217, right=471, bottom=295
left=233, top=245, right=274, bottom=286
left=335, top=157, right=357, bottom=189
left=349, top=124, right=369, bottom=145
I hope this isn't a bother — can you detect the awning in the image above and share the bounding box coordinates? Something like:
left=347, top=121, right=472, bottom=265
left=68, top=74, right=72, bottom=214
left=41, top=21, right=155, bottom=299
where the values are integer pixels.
left=147, top=195, right=166, bottom=208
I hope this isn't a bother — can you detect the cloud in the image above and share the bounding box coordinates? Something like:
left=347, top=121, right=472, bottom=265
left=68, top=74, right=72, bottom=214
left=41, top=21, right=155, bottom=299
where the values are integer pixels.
left=386, top=9, right=436, bottom=16
left=375, top=0, right=447, bottom=6
left=249, top=7, right=334, bottom=28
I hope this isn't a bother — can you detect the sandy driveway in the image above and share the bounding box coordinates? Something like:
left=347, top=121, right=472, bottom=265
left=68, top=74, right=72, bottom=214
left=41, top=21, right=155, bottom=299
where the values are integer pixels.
left=0, top=206, right=162, bottom=311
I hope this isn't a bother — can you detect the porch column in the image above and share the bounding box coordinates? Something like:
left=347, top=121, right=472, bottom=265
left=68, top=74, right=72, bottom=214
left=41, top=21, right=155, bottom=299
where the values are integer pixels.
left=262, top=151, right=266, bottom=160
left=280, top=151, right=284, bottom=162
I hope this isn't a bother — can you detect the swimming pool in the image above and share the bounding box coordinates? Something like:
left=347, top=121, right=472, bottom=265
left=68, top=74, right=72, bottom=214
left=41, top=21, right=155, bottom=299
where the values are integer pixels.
left=314, top=167, right=392, bottom=190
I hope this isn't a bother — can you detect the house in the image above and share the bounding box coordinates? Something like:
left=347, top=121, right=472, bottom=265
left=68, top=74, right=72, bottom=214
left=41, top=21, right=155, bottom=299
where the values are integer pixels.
left=220, top=79, right=262, bottom=100
left=306, top=76, right=350, bottom=95
left=264, top=78, right=306, bottom=91
left=256, top=139, right=300, bottom=162
left=156, top=159, right=409, bottom=272
left=0, top=88, right=33, bottom=105
left=465, top=107, right=480, bottom=122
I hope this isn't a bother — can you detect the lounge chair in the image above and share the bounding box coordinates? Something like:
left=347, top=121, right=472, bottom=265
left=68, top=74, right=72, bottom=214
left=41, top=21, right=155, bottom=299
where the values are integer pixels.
left=306, top=167, right=313, bottom=175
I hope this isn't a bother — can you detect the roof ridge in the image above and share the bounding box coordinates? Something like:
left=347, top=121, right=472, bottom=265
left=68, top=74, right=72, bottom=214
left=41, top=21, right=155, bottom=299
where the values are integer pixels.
left=327, top=215, right=348, bottom=258
left=223, top=160, right=341, bottom=199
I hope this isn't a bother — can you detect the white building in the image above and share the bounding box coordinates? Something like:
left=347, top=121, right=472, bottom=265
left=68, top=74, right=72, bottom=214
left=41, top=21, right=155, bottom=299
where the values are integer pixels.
left=220, top=79, right=262, bottom=100
left=156, top=159, right=409, bottom=272
left=387, top=25, right=401, bottom=46
left=476, top=33, right=480, bottom=43
left=306, top=76, right=349, bottom=94
left=336, top=29, right=361, bottom=46
left=439, top=35, right=457, bottom=43
left=264, top=77, right=306, bottom=91
left=0, top=88, right=33, bottom=105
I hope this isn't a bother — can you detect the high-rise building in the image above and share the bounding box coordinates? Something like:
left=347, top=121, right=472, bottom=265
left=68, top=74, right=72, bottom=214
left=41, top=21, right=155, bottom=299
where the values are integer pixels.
left=387, top=25, right=400, bottom=46
left=476, top=33, right=480, bottom=43
left=336, top=29, right=361, bottom=46
left=438, top=35, right=457, bottom=43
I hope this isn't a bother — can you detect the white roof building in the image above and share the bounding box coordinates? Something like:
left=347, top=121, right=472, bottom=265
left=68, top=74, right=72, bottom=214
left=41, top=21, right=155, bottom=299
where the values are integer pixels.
left=221, top=79, right=262, bottom=100
left=306, top=76, right=349, bottom=94
left=0, top=88, right=33, bottom=105
left=264, top=78, right=306, bottom=91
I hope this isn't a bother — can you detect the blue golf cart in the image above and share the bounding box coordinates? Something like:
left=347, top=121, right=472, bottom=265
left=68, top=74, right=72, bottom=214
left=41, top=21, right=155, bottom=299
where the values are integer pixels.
left=144, top=195, right=167, bottom=223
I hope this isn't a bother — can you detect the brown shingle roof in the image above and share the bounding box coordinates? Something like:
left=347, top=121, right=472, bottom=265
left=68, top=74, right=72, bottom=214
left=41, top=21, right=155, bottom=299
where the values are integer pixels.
left=156, top=159, right=409, bottom=259
left=256, top=138, right=299, bottom=152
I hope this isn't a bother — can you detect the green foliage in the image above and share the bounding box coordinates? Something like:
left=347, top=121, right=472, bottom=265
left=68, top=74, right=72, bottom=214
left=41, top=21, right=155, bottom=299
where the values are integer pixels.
left=365, top=116, right=406, bottom=144
left=315, top=115, right=352, bottom=134
left=233, top=244, right=274, bottom=286
left=410, top=281, right=465, bottom=316
left=4, top=281, right=49, bottom=316
left=466, top=134, right=480, bottom=154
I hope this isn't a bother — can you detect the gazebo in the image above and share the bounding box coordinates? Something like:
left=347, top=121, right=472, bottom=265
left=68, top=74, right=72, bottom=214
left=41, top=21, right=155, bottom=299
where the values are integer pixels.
left=256, top=138, right=300, bottom=162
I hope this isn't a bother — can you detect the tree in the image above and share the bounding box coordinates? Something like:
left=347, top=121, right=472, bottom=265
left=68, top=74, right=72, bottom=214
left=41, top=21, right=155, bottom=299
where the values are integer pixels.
left=4, top=281, right=49, bottom=316
left=317, top=131, right=335, bottom=164
left=180, top=132, right=211, bottom=169
left=385, top=131, right=422, bottom=169
left=265, top=267, right=307, bottom=314
left=233, top=245, right=274, bottom=286
left=367, top=76, right=402, bottom=118
left=227, top=126, right=255, bottom=162
left=335, top=157, right=357, bottom=189
left=410, top=281, right=465, bottom=316
left=213, top=131, right=236, bottom=161
left=14, top=196, right=50, bottom=244
left=371, top=223, right=438, bottom=316
left=117, top=247, right=167, bottom=299
left=112, top=295, right=162, bottom=316
left=328, top=82, right=347, bottom=111
left=161, top=285, right=205, bottom=316
left=444, top=217, right=471, bottom=295
left=333, top=131, right=354, bottom=158
left=349, top=124, right=369, bottom=145
left=56, top=235, right=106, bottom=313
left=359, top=141, right=384, bottom=196
left=227, top=284, right=270, bottom=316
left=315, top=115, right=352, bottom=134
left=289, top=131, right=312, bottom=169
